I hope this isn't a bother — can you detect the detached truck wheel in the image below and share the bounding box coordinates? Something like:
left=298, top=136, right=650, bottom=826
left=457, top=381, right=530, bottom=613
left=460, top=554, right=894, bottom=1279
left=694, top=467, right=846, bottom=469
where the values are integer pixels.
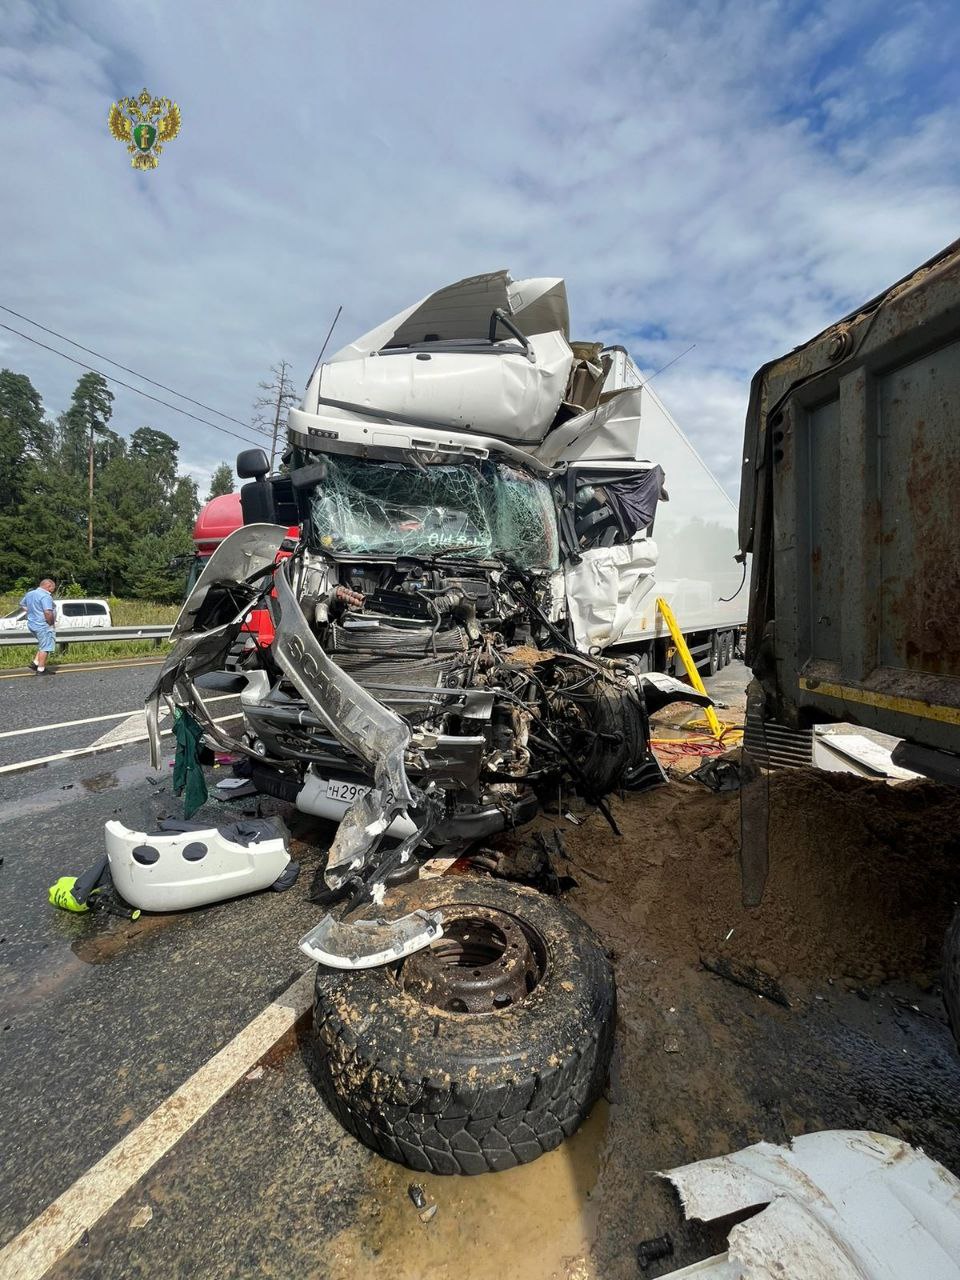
left=312, top=877, right=616, bottom=1174
left=945, top=907, right=960, bottom=1050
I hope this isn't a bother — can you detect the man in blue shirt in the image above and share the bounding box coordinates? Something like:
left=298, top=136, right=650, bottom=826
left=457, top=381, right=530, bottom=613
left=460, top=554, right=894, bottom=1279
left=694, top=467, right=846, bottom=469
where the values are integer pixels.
left=20, top=577, right=57, bottom=674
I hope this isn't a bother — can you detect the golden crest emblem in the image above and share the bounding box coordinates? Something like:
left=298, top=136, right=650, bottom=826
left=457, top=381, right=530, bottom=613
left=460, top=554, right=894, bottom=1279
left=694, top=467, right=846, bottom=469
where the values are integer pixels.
left=108, top=89, right=181, bottom=170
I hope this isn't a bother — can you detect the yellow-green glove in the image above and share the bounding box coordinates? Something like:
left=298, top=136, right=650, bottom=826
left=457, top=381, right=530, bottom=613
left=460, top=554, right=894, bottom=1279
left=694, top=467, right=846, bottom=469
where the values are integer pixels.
left=48, top=876, right=88, bottom=913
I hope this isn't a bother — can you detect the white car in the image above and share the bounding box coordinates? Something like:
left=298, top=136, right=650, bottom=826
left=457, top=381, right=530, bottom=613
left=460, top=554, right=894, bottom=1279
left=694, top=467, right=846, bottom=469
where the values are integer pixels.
left=0, top=598, right=112, bottom=631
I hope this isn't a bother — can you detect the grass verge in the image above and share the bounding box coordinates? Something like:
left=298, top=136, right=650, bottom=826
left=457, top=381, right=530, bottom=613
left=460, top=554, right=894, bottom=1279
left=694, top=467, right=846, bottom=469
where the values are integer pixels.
left=0, top=640, right=167, bottom=670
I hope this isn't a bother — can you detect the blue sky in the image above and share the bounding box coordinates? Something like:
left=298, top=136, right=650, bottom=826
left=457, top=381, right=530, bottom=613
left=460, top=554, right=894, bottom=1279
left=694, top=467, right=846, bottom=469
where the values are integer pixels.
left=1, top=0, right=958, bottom=499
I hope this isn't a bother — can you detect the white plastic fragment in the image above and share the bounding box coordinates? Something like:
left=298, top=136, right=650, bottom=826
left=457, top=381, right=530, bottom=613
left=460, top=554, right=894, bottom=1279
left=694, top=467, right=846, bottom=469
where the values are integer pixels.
left=660, top=1130, right=960, bottom=1280
left=299, top=909, right=444, bottom=970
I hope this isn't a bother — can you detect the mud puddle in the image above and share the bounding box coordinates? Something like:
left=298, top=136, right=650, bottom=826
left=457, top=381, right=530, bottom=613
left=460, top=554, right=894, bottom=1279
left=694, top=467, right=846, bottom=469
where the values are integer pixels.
left=325, top=1101, right=610, bottom=1280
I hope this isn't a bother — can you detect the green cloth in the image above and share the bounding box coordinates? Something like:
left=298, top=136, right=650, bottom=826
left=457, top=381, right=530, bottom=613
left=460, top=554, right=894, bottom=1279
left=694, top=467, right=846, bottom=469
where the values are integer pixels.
left=172, top=706, right=208, bottom=817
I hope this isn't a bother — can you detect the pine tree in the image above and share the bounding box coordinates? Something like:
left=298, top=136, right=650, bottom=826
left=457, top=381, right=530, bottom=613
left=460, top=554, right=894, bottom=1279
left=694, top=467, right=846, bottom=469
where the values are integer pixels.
left=0, top=369, right=46, bottom=512
left=206, top=462, right=234, bottom=500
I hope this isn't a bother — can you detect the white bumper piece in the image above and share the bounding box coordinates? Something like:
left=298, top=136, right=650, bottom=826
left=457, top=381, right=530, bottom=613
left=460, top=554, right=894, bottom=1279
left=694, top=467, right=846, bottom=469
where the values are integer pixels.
left=660, top=1130, right=960, bottom=1279
left=299, top=909, right=444, bottom=969
left=105, top=818, right=291, bottom=912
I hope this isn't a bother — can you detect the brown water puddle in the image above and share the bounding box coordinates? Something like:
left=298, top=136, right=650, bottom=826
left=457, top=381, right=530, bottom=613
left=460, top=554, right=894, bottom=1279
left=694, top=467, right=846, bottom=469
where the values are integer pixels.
left=324, top=1101, right=609, bottom=1280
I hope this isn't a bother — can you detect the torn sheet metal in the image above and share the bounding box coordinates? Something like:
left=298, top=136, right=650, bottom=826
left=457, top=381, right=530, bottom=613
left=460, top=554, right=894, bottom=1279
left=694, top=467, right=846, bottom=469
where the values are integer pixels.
left=328, top=270, right=514, bottom=361
left=169, top=523, right=289, bottom=640
left=637, top=670, right=714, bottom=715
left=299, top=909, right=443, bottom=969
left=326, top=271, right=569, bottom=365
left=507, top=276, right=570, bottom=339
left=271, top=560, right=425, bottom=884
left=564, top=539, right=658, bottom=649
left=315, top=329, right=573, bottom=444
left=536, top=387, right=650, bottom=466
left=144, top=523, right=289, bottom=768
left=662, top=1130, right=960, bottom=1280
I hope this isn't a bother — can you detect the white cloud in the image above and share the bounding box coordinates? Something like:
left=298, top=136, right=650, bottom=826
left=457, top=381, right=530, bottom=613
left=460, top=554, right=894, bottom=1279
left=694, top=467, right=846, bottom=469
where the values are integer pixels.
left=0, top=0, right=958, bottom=502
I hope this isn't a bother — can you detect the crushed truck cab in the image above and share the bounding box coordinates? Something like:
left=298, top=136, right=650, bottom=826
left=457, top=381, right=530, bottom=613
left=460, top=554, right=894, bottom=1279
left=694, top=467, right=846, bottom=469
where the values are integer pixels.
left=143, top=267, right=746, bottom=1176
left=146, top=269, right=738, bottom=930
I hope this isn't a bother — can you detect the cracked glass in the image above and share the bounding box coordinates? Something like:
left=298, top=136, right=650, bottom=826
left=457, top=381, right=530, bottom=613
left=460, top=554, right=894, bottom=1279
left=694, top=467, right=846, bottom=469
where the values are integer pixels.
left=305, top=453, right=559, bottom=569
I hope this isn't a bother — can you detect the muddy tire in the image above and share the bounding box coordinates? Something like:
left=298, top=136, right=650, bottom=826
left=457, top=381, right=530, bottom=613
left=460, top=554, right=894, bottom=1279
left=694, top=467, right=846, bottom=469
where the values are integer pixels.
left=944, top=907, right=960, bottom=1050
left=312, top=877, right=616, bottom=1175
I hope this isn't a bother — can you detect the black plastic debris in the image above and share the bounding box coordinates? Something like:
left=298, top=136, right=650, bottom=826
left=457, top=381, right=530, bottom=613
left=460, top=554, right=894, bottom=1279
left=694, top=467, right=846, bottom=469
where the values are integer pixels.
left=407, top=1183, right=427, bottom=1210
left=689, top=757, right=741, bottom=793
left=700, top=953, right=789, bottom=1008
left=474, top=829, right=578, bottom=896
left=636, top=1233, right=673, bottom=1268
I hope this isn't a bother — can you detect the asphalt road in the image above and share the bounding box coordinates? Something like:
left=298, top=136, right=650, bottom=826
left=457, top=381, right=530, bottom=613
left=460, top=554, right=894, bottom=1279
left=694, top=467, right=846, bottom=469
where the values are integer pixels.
left=0, top=660, right=331, bottom=1249
left=1, top=659, right=958, bottom=1280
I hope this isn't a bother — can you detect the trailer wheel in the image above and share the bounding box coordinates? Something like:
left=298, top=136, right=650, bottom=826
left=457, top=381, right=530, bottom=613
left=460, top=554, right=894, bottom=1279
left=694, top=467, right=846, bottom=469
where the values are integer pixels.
left=705, top=632, right=720, bottom=677
left=944, top=907, right=960, bottom=1051
left=720, top=632, right=732, bottom=667
left=311, top=877, right=616, bottom=1175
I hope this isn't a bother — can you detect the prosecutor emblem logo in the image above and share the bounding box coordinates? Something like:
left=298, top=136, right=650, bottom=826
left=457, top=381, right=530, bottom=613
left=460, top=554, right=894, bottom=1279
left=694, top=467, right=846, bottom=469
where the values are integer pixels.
left=108, top=89, right=181, bottom=170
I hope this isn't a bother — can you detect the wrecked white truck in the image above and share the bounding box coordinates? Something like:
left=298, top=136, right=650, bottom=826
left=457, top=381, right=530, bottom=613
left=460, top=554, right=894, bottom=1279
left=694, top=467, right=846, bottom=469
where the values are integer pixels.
left=144, top=271, right=739, bottom=1174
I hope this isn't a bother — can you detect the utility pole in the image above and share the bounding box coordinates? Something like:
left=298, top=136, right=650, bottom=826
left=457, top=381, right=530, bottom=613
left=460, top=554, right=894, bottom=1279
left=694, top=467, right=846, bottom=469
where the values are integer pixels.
left=87, top=419, right=95, bottom=552
left=255, top=361, right=297, bottom=470
left=64, top=372, right=113, bottom=556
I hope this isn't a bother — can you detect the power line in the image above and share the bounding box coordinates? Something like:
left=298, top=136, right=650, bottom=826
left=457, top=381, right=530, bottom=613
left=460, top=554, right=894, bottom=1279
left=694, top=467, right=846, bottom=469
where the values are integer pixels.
left=0, top=322, right=271, bottom=450
left=0, top=302, right=269, bottom=436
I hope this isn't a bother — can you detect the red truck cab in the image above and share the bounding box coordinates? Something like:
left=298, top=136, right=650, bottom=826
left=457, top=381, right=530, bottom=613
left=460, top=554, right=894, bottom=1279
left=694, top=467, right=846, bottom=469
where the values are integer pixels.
left=190, top=479, right=297, bottom=649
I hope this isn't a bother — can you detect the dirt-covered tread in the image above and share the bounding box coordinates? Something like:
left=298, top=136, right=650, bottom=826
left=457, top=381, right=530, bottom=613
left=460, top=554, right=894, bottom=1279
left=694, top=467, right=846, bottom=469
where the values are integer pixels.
left=311, top=877, right=616, bottom=1174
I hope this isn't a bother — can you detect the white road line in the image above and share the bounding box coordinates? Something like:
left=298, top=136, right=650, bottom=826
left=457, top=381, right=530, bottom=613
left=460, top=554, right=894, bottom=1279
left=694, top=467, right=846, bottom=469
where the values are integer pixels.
left=89, top=709, right=162, bottom=749
left=0, top=970, right=315, bottom=1280
left=0, top=659, right=163, bottom=682
left=0, top=695, right=238, bottom=741
left=0, top=714, right=243, bottom=775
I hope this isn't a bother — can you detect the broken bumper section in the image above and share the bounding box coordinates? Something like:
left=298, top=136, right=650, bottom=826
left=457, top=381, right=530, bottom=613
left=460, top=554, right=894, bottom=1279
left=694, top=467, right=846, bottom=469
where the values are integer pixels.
left=298, top=909, right=444, bottom=969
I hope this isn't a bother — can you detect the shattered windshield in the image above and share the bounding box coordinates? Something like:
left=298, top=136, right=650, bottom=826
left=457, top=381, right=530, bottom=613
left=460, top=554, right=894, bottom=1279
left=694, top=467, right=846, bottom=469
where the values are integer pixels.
left=305, top=453, right=559, bottom=569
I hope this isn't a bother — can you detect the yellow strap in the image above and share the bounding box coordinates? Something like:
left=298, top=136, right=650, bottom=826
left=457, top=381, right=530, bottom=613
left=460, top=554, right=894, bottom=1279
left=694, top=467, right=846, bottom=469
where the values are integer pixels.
left=655, top=597, right=723, bottom=740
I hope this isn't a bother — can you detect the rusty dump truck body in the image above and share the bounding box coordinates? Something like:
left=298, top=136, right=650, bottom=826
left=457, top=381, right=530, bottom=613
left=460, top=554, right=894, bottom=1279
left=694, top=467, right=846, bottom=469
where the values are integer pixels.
left=739, top=238, right=960, bottom=769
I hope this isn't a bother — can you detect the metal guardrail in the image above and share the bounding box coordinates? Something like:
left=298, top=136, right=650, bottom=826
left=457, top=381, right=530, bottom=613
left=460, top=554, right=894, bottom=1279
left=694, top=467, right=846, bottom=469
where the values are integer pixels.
left=0, top=625, right=172, bottom=648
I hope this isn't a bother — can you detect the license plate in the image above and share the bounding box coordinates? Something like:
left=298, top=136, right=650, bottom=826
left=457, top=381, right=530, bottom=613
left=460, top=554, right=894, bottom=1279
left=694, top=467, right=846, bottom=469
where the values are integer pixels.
left=324, top=779, right=370, bottom=804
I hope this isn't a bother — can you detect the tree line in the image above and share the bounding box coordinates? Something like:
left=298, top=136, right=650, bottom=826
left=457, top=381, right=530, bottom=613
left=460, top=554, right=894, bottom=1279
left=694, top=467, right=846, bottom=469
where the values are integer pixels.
left=0, top=367, right=234, bottom=602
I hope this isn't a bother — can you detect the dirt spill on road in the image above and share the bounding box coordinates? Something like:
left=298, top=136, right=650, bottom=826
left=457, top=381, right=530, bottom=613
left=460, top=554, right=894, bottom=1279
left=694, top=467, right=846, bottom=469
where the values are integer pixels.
left=324, top=1101, right=609, bottom=1280
left=2, top=913, right=180, bottom=1016
left=0, top=761, right=161, bottom=824
left=72, top=911, right=179, bottom=963
left=80, top=771, right=120, bottom=793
